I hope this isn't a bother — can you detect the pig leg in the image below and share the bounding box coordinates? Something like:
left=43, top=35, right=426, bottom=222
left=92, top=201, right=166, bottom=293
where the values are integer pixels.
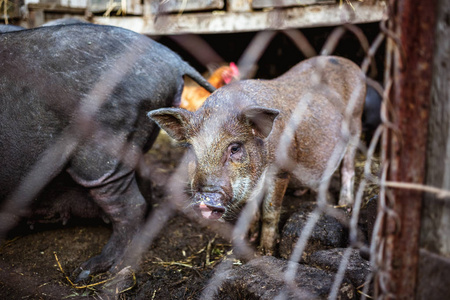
left=248, top=209, right=261, bottom=243
left=260, top=172, right=290, bottom=255
left=82, top=176, right=145, bottom=279
left=72, top=171, right=146, bottom=280
left=338, top=120, right=362, bottom=206
left=67, top=146, right=146, bottom=280
left=338, top=147, right=355, bottom=206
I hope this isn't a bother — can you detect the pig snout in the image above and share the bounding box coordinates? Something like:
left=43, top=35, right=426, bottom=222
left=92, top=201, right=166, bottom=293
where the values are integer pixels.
left=192, top=192, right=226, bottom=220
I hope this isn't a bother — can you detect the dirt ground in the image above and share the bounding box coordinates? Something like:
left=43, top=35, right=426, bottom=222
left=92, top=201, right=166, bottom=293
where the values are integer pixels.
left=0, top=131, right=379, bottom=300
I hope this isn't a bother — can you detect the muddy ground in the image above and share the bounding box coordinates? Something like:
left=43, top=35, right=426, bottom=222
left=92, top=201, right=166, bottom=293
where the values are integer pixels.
left=0, top=132, right=379, bottom=300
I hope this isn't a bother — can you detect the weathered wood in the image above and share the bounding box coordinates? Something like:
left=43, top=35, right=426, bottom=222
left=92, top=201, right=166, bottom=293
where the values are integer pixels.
left=380, top=0, right=437, bottom=299
left=416, top=249, right=450, bottom=300
left=150, top=0, right=223, bottom=14
left=252, top=0, right=334, bottom=9
left=61, top=0, right=87, bottom=8
left=39, top=0, right=88, bottom=8
left=27, top=3, right=86, bottom=14
left=24, top=3, right=86, bottom=27
left=90, top=0, right=113, bottom=13
left=127, top=0, right=144, bottom=15
left=418, top=0, right=450, bottom=298
left=420, top=0, right=450, bottom=259
left=94, top=1, right=387, bottom=34
left=27, top=9, right=45, bottom=27
left=88, top=0, right=140, bottom=14
left=227, top=0, right=252, bottom=12
left=90, top=0, right=143, bottom=15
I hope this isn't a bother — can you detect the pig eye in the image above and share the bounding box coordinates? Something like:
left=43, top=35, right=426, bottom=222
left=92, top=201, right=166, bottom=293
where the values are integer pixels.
left=227, top=143, right=244, bottom=162
left=229, top=143, right=242, bottom=155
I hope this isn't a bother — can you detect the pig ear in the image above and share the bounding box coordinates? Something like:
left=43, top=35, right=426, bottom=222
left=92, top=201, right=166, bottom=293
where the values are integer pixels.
left=242, top=106, right=279, bottom=138
left=147, top=108, right=192, bottom=141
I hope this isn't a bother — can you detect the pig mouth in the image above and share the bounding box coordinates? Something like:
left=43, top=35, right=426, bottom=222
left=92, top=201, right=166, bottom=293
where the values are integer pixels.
left=191, top=192, right=227, bottom=220
left=198, top=202, right=225, bottom=220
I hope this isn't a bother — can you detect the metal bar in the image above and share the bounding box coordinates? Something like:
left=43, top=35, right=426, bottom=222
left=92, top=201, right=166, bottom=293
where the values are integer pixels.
left=380, top=0, right=437, bottom=299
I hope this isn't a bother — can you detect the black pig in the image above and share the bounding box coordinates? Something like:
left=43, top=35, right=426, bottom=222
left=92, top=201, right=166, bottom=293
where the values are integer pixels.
left=0, top=24, right=24, bottom=32
left=0, top=24, right=215, bottom=280
left=362, top=84, right=382, bottom=145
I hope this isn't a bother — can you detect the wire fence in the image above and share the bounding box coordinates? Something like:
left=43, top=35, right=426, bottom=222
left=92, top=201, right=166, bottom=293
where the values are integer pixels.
left=0, top=1, right=448, bottom=299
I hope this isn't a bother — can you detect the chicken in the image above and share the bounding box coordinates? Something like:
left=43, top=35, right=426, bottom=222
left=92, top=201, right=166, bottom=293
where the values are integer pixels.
left=180, top=62, right=240, bottom=111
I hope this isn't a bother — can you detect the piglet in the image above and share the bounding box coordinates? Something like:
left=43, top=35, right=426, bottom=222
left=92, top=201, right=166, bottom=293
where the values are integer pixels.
left=148, top=56, right=366, bottom=253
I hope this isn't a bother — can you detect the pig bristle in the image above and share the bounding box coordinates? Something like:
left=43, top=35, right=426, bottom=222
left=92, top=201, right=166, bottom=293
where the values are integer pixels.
left=222, top=199, right=246, bottom=220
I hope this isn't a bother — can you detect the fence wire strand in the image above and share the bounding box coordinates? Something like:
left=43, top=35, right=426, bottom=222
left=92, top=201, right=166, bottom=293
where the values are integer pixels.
left=1, top=1, right=448, bottom=299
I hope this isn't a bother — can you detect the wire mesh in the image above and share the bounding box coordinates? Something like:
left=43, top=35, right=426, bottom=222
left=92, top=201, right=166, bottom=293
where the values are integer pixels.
left=0, top=1, right=448, bottom=299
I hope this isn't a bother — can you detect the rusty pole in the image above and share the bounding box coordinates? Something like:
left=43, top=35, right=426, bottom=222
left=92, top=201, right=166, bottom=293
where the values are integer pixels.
left=380, top=0, right=437, bottom=299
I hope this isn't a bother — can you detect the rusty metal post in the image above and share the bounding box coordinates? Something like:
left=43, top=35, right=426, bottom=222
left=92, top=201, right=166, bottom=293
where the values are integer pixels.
left=379, top=0, right=437, bottom=299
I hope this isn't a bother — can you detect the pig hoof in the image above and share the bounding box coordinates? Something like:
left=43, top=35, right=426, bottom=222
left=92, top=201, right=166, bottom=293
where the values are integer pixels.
left=71, top=251, right=120, bottom=282
left=102, top=266, right=136, bottom=293
left=338, top=188, right=354, bottom=206
left=73, top=268, right=91, bottom=283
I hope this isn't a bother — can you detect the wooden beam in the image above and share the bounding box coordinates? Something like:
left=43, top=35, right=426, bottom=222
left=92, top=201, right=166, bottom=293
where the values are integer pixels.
left=379, top=0, right=437, bottom=299
left=150, top=0, right=224, bottom=14
left=252, top=0, right=334, bottom=9
left=93, top=1, right=387, bottom=35
left=27, top=3, right=86, bottom=14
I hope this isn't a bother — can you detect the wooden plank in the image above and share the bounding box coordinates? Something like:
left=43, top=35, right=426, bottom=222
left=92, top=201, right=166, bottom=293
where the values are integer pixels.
left=90, top=0, right=118, bottom=14
left=252, top=0, right=334, bottom=9
left=91, top=0, right=223, bottom=15
left=150, top=0, right=224, bottom=14
left=94, top=1, right=387, bottom=34
left=420, top=0, right=450, bottom=258
left=36, top=0, right=88, bottom=8
left=89, top=0, right=142, bottom=15
left=416, top=249, right=450, bottom=300
left=27, top=9, right=45, bottom=27
left=379, top=0, right=437, bottom=299
left=60, top=0, right=88, bottom=8
left=127, top=0, right=143, bottom=15
left=227, top=0, right=252, bottom=12
left=27, top=3, right=86, bottom=13
left=419, top=0, right=450, bottom=286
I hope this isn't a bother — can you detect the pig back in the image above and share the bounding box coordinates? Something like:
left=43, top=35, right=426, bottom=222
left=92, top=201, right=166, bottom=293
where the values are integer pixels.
left=266, top=56, right=365, bottom=187
left=0, top=24, right=187, bottom=199
left=193, top=56, right=364, bottom=188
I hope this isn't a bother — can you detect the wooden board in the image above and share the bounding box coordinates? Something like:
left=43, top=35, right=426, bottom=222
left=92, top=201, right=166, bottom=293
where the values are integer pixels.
left=90, top=0, right=141, bottom=15
left=252, top=0, right=335, bottom=9
left=227, top=0, right=252, bottom=12
left=150, top=0, right=224, bottom=14
left=94, top=1, right=387, bottom=35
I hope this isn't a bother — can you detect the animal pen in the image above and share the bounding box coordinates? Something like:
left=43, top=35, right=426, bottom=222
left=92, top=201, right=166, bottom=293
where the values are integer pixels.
left=0, top=0, right=449, bottom=299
